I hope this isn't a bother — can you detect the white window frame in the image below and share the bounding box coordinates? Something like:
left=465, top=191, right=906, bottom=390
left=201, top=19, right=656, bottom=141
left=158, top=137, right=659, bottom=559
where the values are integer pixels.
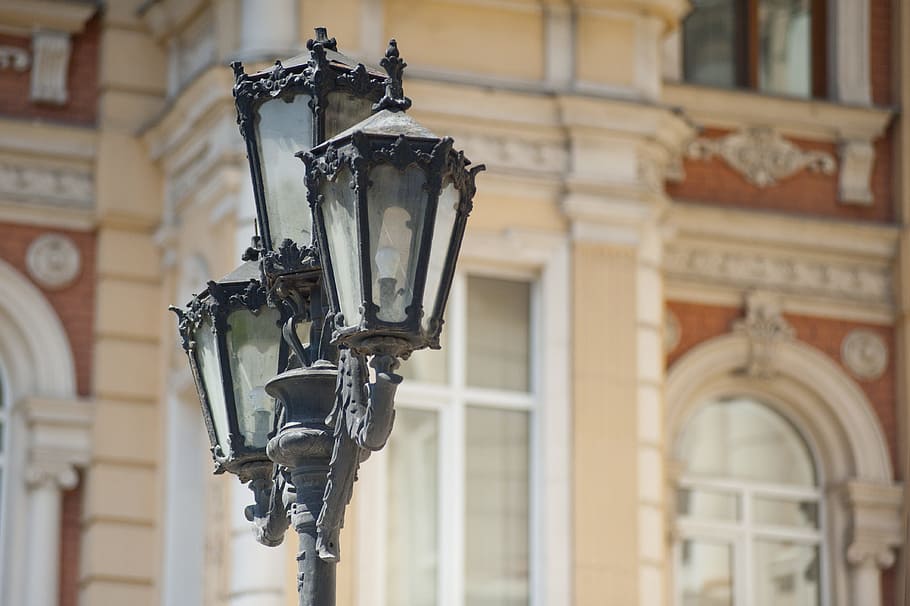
left=356, top=229, right=571, bottom=606
left=675, top=478, right=827, bottom=606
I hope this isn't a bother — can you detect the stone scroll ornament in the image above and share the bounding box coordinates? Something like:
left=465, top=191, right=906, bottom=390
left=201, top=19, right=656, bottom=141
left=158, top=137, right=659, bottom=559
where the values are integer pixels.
left=687, top=126, right=836, bottom=187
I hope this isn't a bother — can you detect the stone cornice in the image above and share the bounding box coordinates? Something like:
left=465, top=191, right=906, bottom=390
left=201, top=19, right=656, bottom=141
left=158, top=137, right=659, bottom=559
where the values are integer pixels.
left=664, top=203, right=898, bottom=321
left=0, top=0, right=96, bottom=35
left=142, top=66, right=235, bottom=161
left=663, top=83, right=893, bottom=143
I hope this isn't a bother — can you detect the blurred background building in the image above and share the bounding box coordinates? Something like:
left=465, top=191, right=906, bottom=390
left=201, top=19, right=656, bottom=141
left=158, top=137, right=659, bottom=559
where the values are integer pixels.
left=0, top=0, right=907, bottom=605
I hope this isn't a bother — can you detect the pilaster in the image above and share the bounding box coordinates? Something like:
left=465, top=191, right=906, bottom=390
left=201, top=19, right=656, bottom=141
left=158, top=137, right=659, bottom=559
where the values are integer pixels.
left=83, top=4, right=167, bottom=605
left=564, top=92, right=691, bottom=606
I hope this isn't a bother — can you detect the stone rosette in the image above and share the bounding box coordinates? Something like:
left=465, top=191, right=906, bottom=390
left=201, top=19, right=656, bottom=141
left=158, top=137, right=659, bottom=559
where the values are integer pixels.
left=26, top=233, right=81, bottom=289
left=841, top=329, right=888, bottom=381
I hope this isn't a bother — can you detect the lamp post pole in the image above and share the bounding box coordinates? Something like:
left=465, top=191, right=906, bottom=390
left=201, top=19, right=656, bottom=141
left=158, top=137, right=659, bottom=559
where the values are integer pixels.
left=171, top=29, right=483, bottom=606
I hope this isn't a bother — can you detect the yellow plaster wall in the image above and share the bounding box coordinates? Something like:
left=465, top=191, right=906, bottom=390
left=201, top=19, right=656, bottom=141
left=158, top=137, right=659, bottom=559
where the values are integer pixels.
left=83, top=4, right=167, bottom=603
left=384, top=0, right=544, bottom=80
left=575, top=12, right=637, bottom=87
left=573, top=242, right=640, bottom=605
left=300, top=0, right=362, bottom=51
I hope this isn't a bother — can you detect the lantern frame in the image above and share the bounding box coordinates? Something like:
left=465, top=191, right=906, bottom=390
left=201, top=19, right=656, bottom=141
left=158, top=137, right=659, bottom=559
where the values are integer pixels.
left=171, top=262, right=286, bottom=479
left=300, top=110, right=484, bottom=356
left=230, top=28, right=388, bottom=278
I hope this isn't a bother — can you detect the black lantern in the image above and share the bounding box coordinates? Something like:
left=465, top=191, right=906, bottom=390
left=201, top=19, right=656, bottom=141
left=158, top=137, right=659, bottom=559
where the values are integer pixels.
left=300, top=109, right=484, bottom=357
left=231, top=27, right=388, bottom=275
left=170, top=262, right=284, bottom=479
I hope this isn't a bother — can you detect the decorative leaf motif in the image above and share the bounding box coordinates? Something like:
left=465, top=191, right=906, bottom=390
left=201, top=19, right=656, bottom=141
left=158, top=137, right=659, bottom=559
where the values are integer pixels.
left=687, top=127, right=836, bottom=187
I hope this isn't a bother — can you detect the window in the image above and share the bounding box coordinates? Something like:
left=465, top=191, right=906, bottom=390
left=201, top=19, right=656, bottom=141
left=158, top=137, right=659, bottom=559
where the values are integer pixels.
left=675, top=397, right=824, bottom=606
left=380, top=274, right=535, bottom=606
left=682, top=0, right=826, bottom=98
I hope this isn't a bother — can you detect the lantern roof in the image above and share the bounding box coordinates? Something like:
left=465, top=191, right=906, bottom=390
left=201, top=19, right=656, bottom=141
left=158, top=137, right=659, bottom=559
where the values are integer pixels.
left=315, top=109, right=439, bottom=150
left=216, top=259, right=262, bottom=285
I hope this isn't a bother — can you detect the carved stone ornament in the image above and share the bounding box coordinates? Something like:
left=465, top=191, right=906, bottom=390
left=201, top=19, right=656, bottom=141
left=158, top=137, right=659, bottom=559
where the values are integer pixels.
left=687, top=127, right=836, bottom=187
left=0, top=46, right=30, bottom=71
left=30, top=30, right=71, bottom=105
left=839, top=140, right=875, bottom=206
left=841, top=329, right=888, bottom=381
left=26, top=233, right=81, bottom=289
left=733, top=290, right=794, bottom=378
left=0, top=161, right=93, bottom=207
left=664, top=244, right=891, bottom=305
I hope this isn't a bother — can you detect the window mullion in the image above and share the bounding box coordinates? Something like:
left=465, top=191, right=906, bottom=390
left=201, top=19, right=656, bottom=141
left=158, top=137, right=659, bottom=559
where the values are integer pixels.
left=439, top=273, right=467, bottom=606
left=742, top=487, right=753, bottom=606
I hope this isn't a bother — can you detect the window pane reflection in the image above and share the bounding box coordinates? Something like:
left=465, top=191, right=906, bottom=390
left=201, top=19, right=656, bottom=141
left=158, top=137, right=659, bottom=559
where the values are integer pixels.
left=678, top=398, right=816, bottom=486
left=754, top=540, right=820, bottom=606
left=753, top=496, right=819, bottom=529
left=677, top=488, right=739, bottom=522
left=466, top=277, right=530, bottom=392
left=387, top=409, right=439, bottom=606
left=759, top=0, right=811, bottom=97
left=465, top=407, right=530, bottom=606
left=680, top=539, right=733, bottom=606
left=683, top=0, right=739, bottom=88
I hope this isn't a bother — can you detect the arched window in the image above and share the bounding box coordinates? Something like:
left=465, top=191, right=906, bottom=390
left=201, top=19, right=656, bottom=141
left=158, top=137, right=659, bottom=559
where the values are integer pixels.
left=675, top=396, right=824, bottom=605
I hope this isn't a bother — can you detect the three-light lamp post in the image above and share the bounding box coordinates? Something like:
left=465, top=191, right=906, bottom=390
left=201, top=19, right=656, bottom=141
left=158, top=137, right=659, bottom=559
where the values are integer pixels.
left=170, top=28, right=483, bottom=606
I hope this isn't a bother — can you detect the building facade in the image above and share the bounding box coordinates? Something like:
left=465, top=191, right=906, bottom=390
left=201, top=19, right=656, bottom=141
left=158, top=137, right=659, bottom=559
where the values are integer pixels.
left=0, top=1, right=907, bottom=605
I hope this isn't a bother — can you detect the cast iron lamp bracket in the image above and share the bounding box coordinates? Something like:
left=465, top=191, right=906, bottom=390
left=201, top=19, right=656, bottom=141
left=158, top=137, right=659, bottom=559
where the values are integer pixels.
left=171, top=30, right=483, bottom=606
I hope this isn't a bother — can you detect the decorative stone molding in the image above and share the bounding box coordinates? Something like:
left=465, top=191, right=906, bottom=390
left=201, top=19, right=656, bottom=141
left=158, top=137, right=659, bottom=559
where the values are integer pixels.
left=26, top=233, right=81, bottom=289
left=25, top=461, right=79, bottom=490
left=843, top=480, right=903, bottom=569
left=446, top=130, right=567, bottom=177
left=0, top=161, right=94, bottom=206
left=664, top=244, right=892, bottom=306
left=0, top=46, right=29, bottom=71
left=838, top=140, right=875, bottom=205
left=664, top=309, right=680, bottom=354
left=686, top=127, right=836, bottom=187
left=733, top=290, right=794, bottom=378
left=30, top=30, right=71, bottom=105
left=841, top=329, right=888, bottom=381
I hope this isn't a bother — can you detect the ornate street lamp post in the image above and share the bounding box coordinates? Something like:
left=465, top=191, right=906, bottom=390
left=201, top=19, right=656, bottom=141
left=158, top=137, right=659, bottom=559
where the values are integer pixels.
left=170, top=29, right=483, bottom=606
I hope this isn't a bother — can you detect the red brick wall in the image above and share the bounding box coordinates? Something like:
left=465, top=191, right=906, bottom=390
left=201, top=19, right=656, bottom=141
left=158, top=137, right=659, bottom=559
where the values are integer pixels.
left=666, top=127, right=894, bottom=223
left=59, top=477, right=83, bottom=606
left=0, top=13, right=100, bottom=125
left=0, top=222, right=95, bottom=396
left=666, top=300, right=899, bottom=478
left=870, top=0, right=893, bottom=106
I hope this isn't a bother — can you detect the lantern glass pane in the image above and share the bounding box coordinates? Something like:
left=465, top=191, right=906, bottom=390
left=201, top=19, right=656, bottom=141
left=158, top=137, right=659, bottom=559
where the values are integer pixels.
left=194, top=317, right=231, bottom=456
left=325, top=91, right=376, bottom=140
left=226, top=306, right=282, bottom=450
left=256, top=93, right=314, bottom=249
left=421, top=180, right=459, bottom=331
left=321, top=166, right=362, bottom=327
left=368, top=164, right=428, bottom=323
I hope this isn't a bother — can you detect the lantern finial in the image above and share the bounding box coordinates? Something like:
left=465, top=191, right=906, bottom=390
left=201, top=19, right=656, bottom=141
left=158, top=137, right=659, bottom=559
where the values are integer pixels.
left=373, top=39, right=412, bottom=113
